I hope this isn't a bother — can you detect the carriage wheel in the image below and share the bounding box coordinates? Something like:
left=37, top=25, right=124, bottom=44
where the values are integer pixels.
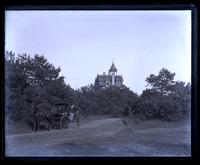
left=60, top=115, right=70, bottom=129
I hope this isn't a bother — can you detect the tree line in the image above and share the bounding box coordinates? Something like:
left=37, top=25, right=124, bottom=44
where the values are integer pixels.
left=5, top=51, right=191, bottom=127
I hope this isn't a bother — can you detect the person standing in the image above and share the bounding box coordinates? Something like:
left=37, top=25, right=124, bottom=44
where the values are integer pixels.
left=70, top=104, right=80, bottom=127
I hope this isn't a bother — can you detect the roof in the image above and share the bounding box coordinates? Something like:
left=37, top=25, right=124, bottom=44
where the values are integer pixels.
left=115, top=75, right=123, bottom=82
left=109, top=62, right=117, bottom=72
left=97, top=75, right=112, bottom=81
left=96, top=75, right=123, bottom=82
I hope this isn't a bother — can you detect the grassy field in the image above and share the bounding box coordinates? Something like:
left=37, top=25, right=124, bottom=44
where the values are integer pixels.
left=5, top=115, right=191, bottom=157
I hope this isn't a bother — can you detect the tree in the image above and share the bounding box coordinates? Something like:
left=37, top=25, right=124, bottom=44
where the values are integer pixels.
left=143, top=68, right=191, bottom=121
left=170, top=81, right=191, bottom=118
left=145, top=68, right=175, bottom=96
left=5, top=52, right=14, bottom=122
left=5, top=52, right=75, bottom=126
left=5, top=51, right=29, bottom=122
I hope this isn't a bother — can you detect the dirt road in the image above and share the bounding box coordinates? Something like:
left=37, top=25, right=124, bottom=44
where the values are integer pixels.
left=5, top=117, right=191, bottom=157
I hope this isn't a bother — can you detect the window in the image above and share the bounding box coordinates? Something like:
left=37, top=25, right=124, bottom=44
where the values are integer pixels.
left=106, top=81, right=110, bottom=85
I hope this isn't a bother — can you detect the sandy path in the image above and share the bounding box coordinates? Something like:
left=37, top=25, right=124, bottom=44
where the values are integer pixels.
left=5, top=118, right=124, bottom=156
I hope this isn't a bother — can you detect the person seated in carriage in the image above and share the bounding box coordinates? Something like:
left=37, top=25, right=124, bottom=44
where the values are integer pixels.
left=70, top=104, right=79, bottom=114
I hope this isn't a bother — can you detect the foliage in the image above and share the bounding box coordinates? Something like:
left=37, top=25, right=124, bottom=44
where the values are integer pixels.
left=5, top=51, right=191, bottom=128
left=5, top=52, right=75, bottom=125
left=141, top=69, right=191, bottom=121
left=145, top=68, right=176, bottom=95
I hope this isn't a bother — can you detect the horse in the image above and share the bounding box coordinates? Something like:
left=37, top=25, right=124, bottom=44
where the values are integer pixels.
left=30, top=113, right=51, bottom=132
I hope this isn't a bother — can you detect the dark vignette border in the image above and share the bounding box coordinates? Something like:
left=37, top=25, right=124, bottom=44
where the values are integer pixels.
left=1, top=3, right=198, bottom=162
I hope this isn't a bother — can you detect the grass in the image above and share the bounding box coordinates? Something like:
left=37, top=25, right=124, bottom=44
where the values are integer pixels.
left=5, top=121, right=32, bottom=135
left=5, top=115, right=191, bottom=156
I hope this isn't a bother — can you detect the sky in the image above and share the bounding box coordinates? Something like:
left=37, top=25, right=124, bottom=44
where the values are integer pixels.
left=5, top=10, right=191, bottom=94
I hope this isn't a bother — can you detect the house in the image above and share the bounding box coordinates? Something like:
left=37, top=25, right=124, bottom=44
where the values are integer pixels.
left=94, top=62, right=126, bottom=89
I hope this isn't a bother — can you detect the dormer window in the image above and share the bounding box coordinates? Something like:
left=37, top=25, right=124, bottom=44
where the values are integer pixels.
left=106, top=81, right=110, bottom=85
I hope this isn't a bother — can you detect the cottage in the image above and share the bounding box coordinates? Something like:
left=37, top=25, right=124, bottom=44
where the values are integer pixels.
left=94, top=62, right=126, bottom=89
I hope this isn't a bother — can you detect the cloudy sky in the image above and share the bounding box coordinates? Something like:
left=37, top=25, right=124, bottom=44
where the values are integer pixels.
left=5, top=10, right=191, bottom=94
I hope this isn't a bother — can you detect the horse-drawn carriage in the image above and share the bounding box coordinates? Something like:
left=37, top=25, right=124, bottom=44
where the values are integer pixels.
left=51, top=102, right=80, bottom=129
left=53, top=102, right=71, bottom=129
left=30, top=102, right=80, bottom=131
